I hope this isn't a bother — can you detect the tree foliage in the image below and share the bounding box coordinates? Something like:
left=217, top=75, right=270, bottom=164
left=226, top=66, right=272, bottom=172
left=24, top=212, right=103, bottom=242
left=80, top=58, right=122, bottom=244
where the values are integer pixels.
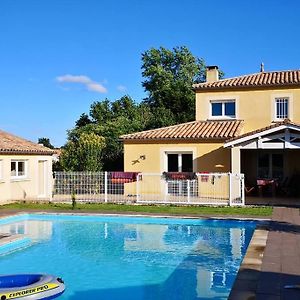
left=38, top=137, right=54, bottom=149
left=60, top=132, right=105, bottom=171
left=75, top=113, right=92, bottom=128
left=38, top=137, right=63, bottom=171
left=61, top=46, right=222, bottom=171
left=63, top=96, right=149, bottom=170
left=141, top=46, right=207, bottom=124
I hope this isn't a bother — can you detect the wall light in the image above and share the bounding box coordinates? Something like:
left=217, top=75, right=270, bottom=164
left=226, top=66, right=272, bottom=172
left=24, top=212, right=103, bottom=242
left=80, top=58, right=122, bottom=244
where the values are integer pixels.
left=215, top=164, right=224, bottom=168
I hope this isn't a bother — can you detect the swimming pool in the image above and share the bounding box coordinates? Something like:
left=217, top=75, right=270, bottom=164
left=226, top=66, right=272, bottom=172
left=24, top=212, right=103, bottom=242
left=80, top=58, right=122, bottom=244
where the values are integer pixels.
left=0, top=214, right=256, bottom=299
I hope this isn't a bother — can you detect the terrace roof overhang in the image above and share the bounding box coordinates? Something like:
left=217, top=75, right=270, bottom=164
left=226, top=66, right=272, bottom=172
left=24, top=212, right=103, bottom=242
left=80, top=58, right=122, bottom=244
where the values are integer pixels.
left=224, top=122, right=300, bottom=150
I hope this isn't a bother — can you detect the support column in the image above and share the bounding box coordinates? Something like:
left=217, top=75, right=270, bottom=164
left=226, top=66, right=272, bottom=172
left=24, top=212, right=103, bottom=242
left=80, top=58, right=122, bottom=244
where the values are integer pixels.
left=231, top=147, right=241, bottom=174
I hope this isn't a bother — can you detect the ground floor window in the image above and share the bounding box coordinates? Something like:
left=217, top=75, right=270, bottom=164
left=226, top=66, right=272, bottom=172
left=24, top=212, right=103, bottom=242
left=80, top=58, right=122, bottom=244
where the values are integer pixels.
left=257, top=153, right=283, bottom=179
left=165, top=152, right=195, bottom=196
left=11, top=160, right=27, bottom=178
left=167, top=153, right=193, bottom=172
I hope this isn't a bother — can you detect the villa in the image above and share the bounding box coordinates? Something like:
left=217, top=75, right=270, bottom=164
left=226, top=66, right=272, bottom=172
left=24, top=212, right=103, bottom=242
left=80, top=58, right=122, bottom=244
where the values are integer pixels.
left=121, top=66, right=300, bottom=199
left=0, top=130, right=54, bottom=203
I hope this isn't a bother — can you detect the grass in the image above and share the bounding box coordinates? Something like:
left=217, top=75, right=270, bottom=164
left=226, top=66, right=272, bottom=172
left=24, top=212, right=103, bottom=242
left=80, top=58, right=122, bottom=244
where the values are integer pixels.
left=0, top=202, right=273, bottom=217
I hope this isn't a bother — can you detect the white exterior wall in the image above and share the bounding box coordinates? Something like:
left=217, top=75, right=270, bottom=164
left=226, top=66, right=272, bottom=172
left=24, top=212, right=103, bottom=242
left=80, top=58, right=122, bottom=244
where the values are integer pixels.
left=0, top=154, right=53, bottom=204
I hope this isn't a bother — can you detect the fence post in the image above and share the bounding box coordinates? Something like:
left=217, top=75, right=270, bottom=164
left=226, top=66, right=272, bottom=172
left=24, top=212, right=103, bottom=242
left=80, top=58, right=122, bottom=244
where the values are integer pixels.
left=164, top=178, right=168, bottom=203
left=241, top=173, right=245, bottom=206
left=229, top=173, right=233, bottom=206
left=136, top=173, right=140, bottom=203
left=104, top=171, right=108, bottom=203
left=187, top=180, right=190, bottom=203
left=51, top=171, right=56, bottom=202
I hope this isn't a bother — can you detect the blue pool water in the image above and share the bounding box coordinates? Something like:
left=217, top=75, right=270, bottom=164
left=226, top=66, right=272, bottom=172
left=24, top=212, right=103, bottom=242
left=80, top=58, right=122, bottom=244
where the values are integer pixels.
left=0, top=214, right=256, bottom=299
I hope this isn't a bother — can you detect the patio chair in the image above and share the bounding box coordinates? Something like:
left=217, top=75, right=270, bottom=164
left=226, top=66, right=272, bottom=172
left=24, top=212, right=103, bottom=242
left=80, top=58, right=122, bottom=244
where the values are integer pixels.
left=245, top=182, right=255, bottom=196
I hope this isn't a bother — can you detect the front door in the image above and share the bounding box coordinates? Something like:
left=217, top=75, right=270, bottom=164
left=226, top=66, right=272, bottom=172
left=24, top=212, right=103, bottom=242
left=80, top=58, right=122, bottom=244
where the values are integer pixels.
left=38, top=160, right=47, bottom=197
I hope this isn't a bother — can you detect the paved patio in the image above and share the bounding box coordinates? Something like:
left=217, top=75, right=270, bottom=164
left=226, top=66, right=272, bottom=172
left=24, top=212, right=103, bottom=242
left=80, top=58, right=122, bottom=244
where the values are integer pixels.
left=230, top=206, right=300, bottom=299
left=246, top=196, right=300, bottom=207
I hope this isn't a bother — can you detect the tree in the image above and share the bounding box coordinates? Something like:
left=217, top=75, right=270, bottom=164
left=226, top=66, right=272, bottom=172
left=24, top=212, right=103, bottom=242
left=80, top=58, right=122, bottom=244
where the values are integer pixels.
left=60, top=132, right=105, bottom=171
left=61, top=46, right=224, bottom=171
left=90, top=99, right=113, bottom=124
left=75, top=113, right=92, bottom=128
left=141, top=46, right=207, bottom=125
left=38, top=137, right=64, bottom=171
left=65, top=96, right=150, bottom=171
left=38, top=137, right=54, bottom=149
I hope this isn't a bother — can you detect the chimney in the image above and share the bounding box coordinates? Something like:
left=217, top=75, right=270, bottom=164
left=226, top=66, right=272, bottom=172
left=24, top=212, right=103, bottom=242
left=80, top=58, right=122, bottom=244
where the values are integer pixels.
left=206, top=66, right=219, bottom=83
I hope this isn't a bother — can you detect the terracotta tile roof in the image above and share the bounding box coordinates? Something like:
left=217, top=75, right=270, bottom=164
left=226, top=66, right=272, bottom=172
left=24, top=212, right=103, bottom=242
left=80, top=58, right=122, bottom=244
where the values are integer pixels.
left=225, top=119, right=300, bottom=144
left=0, top=130, right=55, bottom=155
left=121, top=120, right=244, bottom=141
left=193, top=70, right=300, bottom=90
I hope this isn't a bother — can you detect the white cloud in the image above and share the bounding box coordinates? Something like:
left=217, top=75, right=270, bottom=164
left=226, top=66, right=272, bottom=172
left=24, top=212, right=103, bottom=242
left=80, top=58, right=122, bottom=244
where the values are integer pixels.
left=56, top=74, right=107, bottom=93
left=117, top=85, right=127, bottom=92
left=87, top=82, right=107, bottom=93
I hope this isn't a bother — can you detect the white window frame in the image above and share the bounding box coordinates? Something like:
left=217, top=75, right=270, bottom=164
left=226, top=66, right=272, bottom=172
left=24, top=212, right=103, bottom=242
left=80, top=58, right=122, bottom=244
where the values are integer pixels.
left=160, top=148, right=197, bottom=173
left=210, top=100, right=236, bottom=119
left=166, top=152, right=193, bottom=172
left=274, top=97, right=289, bottom=121
left=11, top=160, right=28, bottom=179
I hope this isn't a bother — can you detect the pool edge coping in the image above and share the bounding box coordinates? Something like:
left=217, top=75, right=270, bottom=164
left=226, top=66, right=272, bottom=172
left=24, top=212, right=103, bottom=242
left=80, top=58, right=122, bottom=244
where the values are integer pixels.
left=228, top=224, right=269, bottom=299
left=0, top=210, right=271, bottom=221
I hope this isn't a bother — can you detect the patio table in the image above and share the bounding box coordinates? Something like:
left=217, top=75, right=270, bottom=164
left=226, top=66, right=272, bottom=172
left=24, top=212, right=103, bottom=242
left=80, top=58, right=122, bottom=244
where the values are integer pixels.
left=257, top=178, right=278, bottom=197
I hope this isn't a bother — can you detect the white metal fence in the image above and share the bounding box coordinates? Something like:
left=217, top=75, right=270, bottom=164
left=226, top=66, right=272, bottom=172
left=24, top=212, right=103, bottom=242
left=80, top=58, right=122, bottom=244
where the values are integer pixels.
left=53, top=172, right=244, bottom=206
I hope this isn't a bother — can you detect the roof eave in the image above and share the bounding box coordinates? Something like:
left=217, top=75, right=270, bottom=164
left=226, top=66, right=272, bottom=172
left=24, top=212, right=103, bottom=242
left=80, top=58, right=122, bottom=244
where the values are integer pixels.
left=0, top=149, right=55, bottom=156
left=122, top=137, right=231, bottom=142
left=194, top=83, right=300, bottom=92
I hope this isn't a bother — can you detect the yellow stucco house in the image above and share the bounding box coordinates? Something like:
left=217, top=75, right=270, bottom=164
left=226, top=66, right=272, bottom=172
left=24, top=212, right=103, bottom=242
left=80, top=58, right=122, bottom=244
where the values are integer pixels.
left=0, top=130, right=54, bottom=203
left=121, top=66, right=300, bottom=198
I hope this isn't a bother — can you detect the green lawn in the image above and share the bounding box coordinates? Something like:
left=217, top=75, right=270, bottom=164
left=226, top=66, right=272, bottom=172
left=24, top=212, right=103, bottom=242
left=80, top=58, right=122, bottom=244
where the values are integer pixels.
left=0, top=202, right=273, bottom=217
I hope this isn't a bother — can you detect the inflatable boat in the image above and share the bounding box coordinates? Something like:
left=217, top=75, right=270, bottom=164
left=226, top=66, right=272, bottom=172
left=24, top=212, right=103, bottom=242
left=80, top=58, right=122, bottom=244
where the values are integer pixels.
left=0, top=274, right=65, bottom=299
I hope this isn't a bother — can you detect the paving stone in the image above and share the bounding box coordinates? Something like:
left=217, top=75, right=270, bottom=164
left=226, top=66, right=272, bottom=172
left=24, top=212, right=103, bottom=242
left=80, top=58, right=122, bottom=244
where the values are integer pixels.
left=261, top=261, right=281, bottom=273
left=232, top=207, right=300, bottom=299
left=235, top=269, right=260, bottom=281
left=228, top=290, right=255, bottom=300
left=231, top=279, right=258, bottom=292
left=264, top=251, right=281, bottom=260
left=282, top=289, right=300, bottom=300
left=281, top=274, right=300, bottom=286
left=256, top=293, right=281, bottom=300
left=257, top=282, right=281, bottom=295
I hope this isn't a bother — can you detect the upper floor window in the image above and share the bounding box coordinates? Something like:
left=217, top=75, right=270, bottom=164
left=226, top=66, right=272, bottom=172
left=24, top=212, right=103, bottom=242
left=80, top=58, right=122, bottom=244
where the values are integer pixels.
left=275, top=98, right=288, bottom=120
left=11, top=160, right=27, bottom=178
left=211, top=100, right=236, bottom=119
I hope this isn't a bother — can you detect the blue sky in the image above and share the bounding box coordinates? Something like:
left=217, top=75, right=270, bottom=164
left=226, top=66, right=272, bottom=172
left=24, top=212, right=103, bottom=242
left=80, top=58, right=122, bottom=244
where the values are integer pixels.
left=0, top=0, right=299, bottom=147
